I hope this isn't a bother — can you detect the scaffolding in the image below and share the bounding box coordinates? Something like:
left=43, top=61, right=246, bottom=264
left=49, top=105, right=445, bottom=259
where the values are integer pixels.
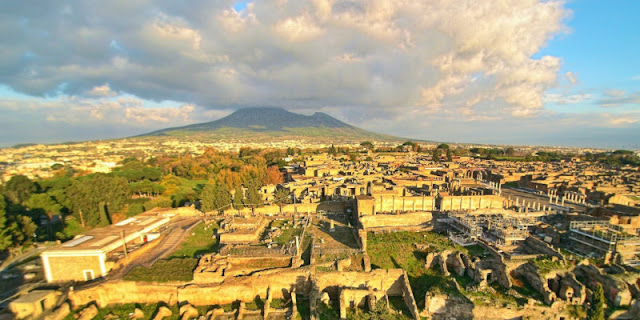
left=568, top=220, right=640, bottom=263
left=446, top=212, right=534, bottom=246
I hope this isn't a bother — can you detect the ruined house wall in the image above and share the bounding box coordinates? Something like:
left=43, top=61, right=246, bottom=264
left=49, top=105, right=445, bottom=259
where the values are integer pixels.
left=314, top=269, right=406, bottom=297
left=68, top=269, right=410, bottom=310
left=513, top=263, right=556, bottom=305
left=439, top=195, right=504, bottom=211
left=574, top=264, right=633, bottom=307
left=399, top=272, right=421, bottom=319
left=524, top=237, right=566, bottom=263
left=68, top=281, right=180, bottom=308
left=358, top=212, right=433, bottom=229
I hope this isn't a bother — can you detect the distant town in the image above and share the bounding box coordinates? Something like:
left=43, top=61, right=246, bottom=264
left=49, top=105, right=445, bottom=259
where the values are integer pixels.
left=1, top=137, right=640, bottom=320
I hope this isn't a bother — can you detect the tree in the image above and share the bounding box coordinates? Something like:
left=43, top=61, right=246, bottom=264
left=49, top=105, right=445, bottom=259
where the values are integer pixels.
left=432, top=148, right=442, bottom=162
left=200, top=181, right=232, bottom=213
left=25, top=194, right=62, bottom=219
left=437, top=143, right=450, bottom=151
left=328, top=144, right=337, bottom=155
left=0, top=195, right=14, bottom=251
left=360, top=141, right=374, bottom=149
left=233, top=186, right=244, bottom=209
left=66, top=174, right=130, bottom=227
left=446, top=149, right=453, bottom=162
left=587, top=284, right=605, bottom=320
left=4, top=175, right=37, bottom=205
left=244, top=180, right=263, bottom=207
left=274, top=189, right=291, bottom=206
left=505, top=147, right=515, bottom=156
left=265, top=166, right=284, bottom=185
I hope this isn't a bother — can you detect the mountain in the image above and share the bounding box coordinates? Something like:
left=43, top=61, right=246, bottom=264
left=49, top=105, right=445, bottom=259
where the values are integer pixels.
left=143, top=107, right=400, bottom=142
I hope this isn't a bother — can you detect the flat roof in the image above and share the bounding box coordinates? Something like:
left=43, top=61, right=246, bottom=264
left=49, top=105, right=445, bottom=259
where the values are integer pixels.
left=12, top=290, right=56, bottom=304
left=43, top=212, right=171, bottom=255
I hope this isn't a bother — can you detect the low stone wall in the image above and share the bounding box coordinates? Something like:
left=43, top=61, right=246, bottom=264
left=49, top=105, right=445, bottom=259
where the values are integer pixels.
left=69, top=281, right=181, bottom=308
left=359, top=212, right=432, bottom=229
left=68, top=268, right=412, bottom=311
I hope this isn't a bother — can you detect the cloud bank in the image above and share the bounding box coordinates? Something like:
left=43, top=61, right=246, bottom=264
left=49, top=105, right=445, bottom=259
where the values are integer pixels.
left=1, top=0, right=568, bottom=117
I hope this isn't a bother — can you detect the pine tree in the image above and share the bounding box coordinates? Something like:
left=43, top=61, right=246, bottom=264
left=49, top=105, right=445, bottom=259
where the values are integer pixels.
left=587, top=283, right=605, bottom=320
left=0, top=195, right=14, bottom=251
left=233, top=186, right=244, bottom=210
left=244, top=180, right=263, bottom=207
left=200, top=181, right=232, bottom=213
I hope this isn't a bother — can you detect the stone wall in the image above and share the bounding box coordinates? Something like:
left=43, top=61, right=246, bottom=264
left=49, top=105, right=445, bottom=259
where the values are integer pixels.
left=373, top=196, right=437, bottom=214
left=68, top=268, right=411, bottom=311
left=512, top=263, right=556, bottom=305
left=524, top=237, right=566, bottom=264
left=358, top=212, right=433, bottom=229
left=220, top=201, right=346, bottom=216
left=573, top=263, right=633, bottom=307
left=439, top=195, right=505, bottom=211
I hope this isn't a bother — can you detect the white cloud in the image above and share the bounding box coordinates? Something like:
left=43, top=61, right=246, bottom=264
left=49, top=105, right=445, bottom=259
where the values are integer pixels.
left=566, top=71, right=577, bottom=84
left=87, top=84, right=117, bottom=97
left=598, top=90, right=640, bottom=108
left=0, top=0, right=569, bottom=119
left=543, top=93, right=592, bottom=105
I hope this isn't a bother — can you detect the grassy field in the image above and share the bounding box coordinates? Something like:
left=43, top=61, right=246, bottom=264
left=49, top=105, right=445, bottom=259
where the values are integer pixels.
left=270, top=219, right=304, bottom=246
left=531, top=257, right=566, bottom=275
left=367, top=231, right=464, bottom=307
left=169, top=220, right=220, bottom=258
left=123, top=258, right=198, bottom=282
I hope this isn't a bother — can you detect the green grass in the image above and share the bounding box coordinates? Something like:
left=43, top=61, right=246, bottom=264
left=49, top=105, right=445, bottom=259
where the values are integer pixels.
left=123, top=258, right=198, bottom=282
left=169, top=220, right=219, bottom=258
left=317, top=302, right=340, bottom=320
left=345, top=298, right=412, bottom=320
left=245, top=297, right=264, bottom=311
left=367, top=231, right=464, bottom=307
left=270, top=298, right=290, bottom=309
left=465, top=244, right=487, bottom=257
left=316, top=266, right=334, bottom=272
left=270, top=219, right=304, bottom=246
left=531, top=257, right=565, bottom=275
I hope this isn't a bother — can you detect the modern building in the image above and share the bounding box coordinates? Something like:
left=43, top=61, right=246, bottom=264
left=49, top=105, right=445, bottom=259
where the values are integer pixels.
left=41, top=212, right=171, bottom=282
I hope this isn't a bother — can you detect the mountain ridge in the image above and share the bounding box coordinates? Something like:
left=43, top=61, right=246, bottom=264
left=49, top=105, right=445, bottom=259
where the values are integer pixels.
left=143, top=107, right=399, bottom=142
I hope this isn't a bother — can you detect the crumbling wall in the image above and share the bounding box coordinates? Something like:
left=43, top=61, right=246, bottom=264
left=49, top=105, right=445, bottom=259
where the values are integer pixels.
left=399, top=271, right=421, bottom=319
left=69, top=282, right=180, bottom=308
left=512, top=263, right=556, bottom=305
left=524, top=237, right=566, bottom=264
left=573, top=263, right=633, bottom=307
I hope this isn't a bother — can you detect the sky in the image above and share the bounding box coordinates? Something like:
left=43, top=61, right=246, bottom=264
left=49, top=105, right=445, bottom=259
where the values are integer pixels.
left=0, top=0, right=638, bottom=149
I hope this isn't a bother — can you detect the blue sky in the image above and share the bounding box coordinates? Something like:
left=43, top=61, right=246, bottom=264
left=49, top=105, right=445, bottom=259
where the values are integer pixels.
left=0, top=0, right=638, bottom=149
left=540, top=1, right=640, bottom=114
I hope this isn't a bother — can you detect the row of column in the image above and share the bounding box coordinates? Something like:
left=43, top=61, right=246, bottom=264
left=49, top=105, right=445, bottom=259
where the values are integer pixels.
left=547, top=189, right=586, bottom=205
